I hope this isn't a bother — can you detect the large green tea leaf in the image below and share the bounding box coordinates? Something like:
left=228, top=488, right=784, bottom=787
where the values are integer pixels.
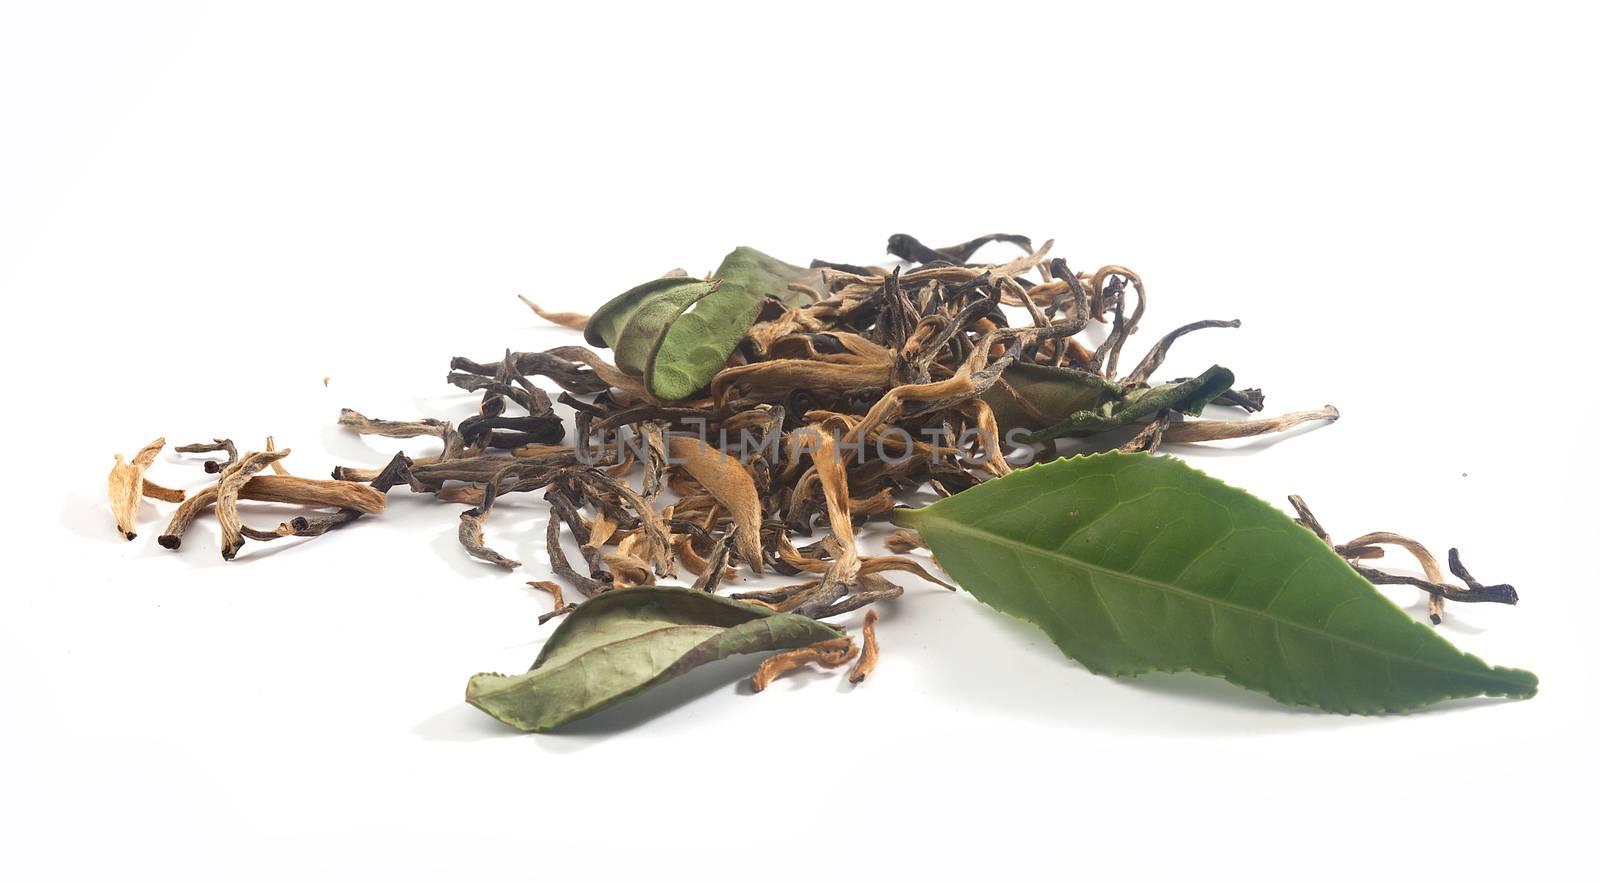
left=585, top=247, right=817, bottom=400
left=466, top=587, right=841, bottom=732
left=892, top=453, right=1536, bottom=713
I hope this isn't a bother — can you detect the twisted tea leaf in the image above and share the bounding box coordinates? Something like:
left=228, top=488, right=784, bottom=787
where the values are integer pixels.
left=585, top=247, right=817, bottom=400
left=981, top=362, right=1121, bottom=433
left=1018, top=365, right=1237, bottom=443
left=892, top=452, right=1536, bottom=713
left=466, top=587, right=842, bottom=731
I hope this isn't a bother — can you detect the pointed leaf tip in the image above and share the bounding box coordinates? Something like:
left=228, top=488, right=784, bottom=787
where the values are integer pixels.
left=904, top=452, right=1535, bottom=714
left=466, top=587, right=843, bottom=732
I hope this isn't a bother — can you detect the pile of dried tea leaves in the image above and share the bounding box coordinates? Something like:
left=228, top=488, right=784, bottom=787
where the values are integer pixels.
left=109, top=233, right=1535, bottom=730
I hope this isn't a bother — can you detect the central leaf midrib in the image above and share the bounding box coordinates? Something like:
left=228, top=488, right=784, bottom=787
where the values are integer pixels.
left=923, top=515, right=1517, bottom=688
left=536, top=623, right=726, bottom=674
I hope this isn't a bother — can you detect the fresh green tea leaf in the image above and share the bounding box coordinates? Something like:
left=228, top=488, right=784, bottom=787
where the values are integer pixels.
left=466, top=587, right=842, bottom=732
left=892, top=452, right=1536, bottom=713
left=585, top=246, right=817, bottom=400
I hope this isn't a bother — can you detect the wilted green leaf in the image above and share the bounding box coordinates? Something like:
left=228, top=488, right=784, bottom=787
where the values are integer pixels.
left=980, top=362, right=1121, bottom=433
left=892, top=452, right=1536, bottom=713
left=585, top=276, right=715, bottom=379
left=981, top=364, right=1236, bottom=443
left=466, top=587, right=842, bottom=732
left=585, top=247, right=817, bottom=400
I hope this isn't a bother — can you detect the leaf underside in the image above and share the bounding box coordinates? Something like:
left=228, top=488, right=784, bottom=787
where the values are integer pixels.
left=894, top=453, right=1536, bottom=714
left=466, top=587, right=842, bottom=732
left=585, top=246, right=816, bottom=400
left=981, top=362, right=1122, bottom=433
left=1020, top=365, right=1236, bottom=443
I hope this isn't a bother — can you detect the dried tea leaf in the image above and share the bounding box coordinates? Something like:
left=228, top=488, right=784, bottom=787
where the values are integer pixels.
left=107, top=437, right=167, bottom=540
left=157, top=474, right=386, bottom=550
left=215, top=448, right=292, bottom=560
left=519, top=295, right=589, bottom=330
left=139, top=481, right=186, bottom=503
left=750, top=635, right=857, bottom=691
left=710, top=359, right=893, bottom=402
left=666, top=434, right=764, bottom=574
left=887, top=232, right=1033, bottom=265
left=466, top=587, right=842, bottom=732
left=586, top=276, right=717, bottom=378
left=892, top=452, right=1537, bottom=713
left=848, top=609, right=880, bottom=685
left=586, top=246, right=818, bottom=400
left=1161, top=406, right=1339, bottom=443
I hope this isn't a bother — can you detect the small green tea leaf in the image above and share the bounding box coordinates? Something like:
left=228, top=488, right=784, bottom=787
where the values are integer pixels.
left=892, top=453, right=1536, bottom=713
left=585, top=247, right=817, bottom=400
left=980, top=362, right=1122, bottom=433
left=1018, top=365, right=1236, bottom=443
left=466, top=587, right=842, bottom=732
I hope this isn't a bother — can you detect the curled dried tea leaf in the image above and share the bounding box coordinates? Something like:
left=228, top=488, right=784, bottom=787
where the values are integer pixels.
left=529, top=579, right=566, bottom=610
left=1121, top=319, right=1241, bottom=388
left=460, top=508, right=519, bottom=569
left=107, top=437, right=167, bottom=540
left=887, top=232, right=1033, bottom=265
left=519, top=295, right=589, bottom=330
left=711, top=359, right=893, bottom=403
left=1290, top=496, right=1518, bottom=625
left=1341, top=531, right=1447, bottom=622
left=666, top=434, right=763, bottom=574
left=799, top=427, right=859, bottom=584
left=528, top=579, right=579, bottom=627
left=449, top=349, right=610, bottom=397
left=750, top=635, right=858, bottom=692
left=241, top=476, right=388, bottom=513
left=690, top=529, right=737, bottom=592
left=800, top=579, right=905, bottom=620
left=264, top=436, right=292, bottom=476
left=848, top=610, right=880, bottom=685
left=545, top=494, right=606, bottom=597
left=140, top=480, right=186, bottom=503
left=336, top=408, right=465, bottom=472
left=157, top=474, right=386, bottom=550
left=175, top=438, right=237, bottom=474
left=466, top=587, right=842, bottom=732
left=1161, top=406, right=1339, bottom=443
left=215, top=449, right=292, bottom=560
left=567, top=469, right=674, bottom=577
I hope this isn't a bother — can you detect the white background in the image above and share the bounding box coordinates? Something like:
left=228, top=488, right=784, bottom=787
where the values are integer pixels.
left=3, top=2, right=1596, bottom=879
